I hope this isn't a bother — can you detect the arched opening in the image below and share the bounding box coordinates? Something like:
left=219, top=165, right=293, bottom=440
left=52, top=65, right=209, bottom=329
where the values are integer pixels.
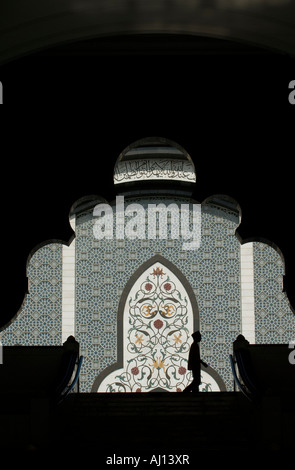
left=92, top=255, right=225, bottom=392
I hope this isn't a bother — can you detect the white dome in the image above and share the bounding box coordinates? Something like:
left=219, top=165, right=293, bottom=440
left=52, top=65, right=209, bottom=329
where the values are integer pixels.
left=114, top=137, right=196, bottom=186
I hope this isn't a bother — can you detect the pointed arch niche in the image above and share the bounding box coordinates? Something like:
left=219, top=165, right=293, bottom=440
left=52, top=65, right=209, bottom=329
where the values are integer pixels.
left=93, top=255, right=225, bottom=392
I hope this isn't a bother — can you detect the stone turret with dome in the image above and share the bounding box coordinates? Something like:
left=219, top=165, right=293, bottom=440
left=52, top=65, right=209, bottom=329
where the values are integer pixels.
left=113, top=137, right=196, bottom=196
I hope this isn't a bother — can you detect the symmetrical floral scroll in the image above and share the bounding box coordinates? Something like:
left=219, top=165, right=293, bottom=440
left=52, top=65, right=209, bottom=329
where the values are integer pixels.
left=98, top=262, right=213, bottom=392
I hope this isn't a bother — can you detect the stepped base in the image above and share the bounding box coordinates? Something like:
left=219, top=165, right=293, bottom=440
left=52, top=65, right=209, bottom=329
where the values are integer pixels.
left=53, top=392, right=294, bottom=456
left=0, top=391, right=294, bottom=464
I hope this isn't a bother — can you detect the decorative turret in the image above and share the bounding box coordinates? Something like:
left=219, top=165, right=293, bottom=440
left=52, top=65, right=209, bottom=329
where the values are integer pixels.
left=113, top=137, right=196, bottom=196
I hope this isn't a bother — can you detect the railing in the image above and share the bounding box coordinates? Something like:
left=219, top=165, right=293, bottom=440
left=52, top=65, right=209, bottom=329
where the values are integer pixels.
left=230, top=338, right=295, bottom=402
left=229, top=354, right=252, bottom=402
left=0, top=336, right=82, bottom=405
left=57, top=355, right=83, bottom=404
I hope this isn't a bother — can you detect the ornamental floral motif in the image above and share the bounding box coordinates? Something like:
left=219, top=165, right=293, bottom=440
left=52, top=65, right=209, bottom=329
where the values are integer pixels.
left=178, top=366, right=186, bottom=375
left=131, top=366, right=139, bottom=375
left=145, top=283, right=153, bottom=291
left=154, top=319, right=163, bottom=329
left=104, top=263, right=195, bottom=392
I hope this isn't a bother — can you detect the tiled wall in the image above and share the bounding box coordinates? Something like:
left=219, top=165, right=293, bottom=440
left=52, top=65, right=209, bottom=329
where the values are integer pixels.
left=0, top=243, right=63, bottom=345
left=253, top=242, right=295, bottom=343
left=74, top=196, right=242, bottom=392
left=1, top=195, right=294, bottom=393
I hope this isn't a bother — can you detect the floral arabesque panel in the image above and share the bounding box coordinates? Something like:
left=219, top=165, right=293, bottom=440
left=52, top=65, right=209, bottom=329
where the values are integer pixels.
left=97, top=262, right=220, bottom=392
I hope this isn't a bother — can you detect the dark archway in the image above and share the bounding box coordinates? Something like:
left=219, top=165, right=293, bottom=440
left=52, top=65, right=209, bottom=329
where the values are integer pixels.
left=1, top=2, right=295, bottom=64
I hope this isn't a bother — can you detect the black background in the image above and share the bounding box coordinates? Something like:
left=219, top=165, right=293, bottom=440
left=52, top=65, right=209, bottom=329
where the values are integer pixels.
left=0, top=35, right=294, bottom=329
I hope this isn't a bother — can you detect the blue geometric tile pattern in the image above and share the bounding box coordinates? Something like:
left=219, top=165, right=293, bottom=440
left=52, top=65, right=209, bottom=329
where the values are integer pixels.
left=0, top=243, right=62, bottom=345
left=0, top=196, right=294, bottom=393
left=253, top=242, right=294, bottom=343
left=75, top=196, right=242, bottom=391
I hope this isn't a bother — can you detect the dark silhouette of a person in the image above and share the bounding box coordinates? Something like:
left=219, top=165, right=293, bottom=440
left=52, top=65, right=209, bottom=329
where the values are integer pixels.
left=183, top=331, right=208, bottom=392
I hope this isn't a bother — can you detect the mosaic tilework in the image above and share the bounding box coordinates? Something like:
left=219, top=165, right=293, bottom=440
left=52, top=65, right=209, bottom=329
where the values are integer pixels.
left=253, top=242, right=295, bottom=343
left=0, top=243, right=63, bottom=345
left=97, top=261, right=195, bottom=392
left=96, top=259, right=224, bottom=392
left=197, top=202, right=241, bottom=391
left=75, top=196, right=242, bottom=392
left=1, top=194, right=294, bottom=394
